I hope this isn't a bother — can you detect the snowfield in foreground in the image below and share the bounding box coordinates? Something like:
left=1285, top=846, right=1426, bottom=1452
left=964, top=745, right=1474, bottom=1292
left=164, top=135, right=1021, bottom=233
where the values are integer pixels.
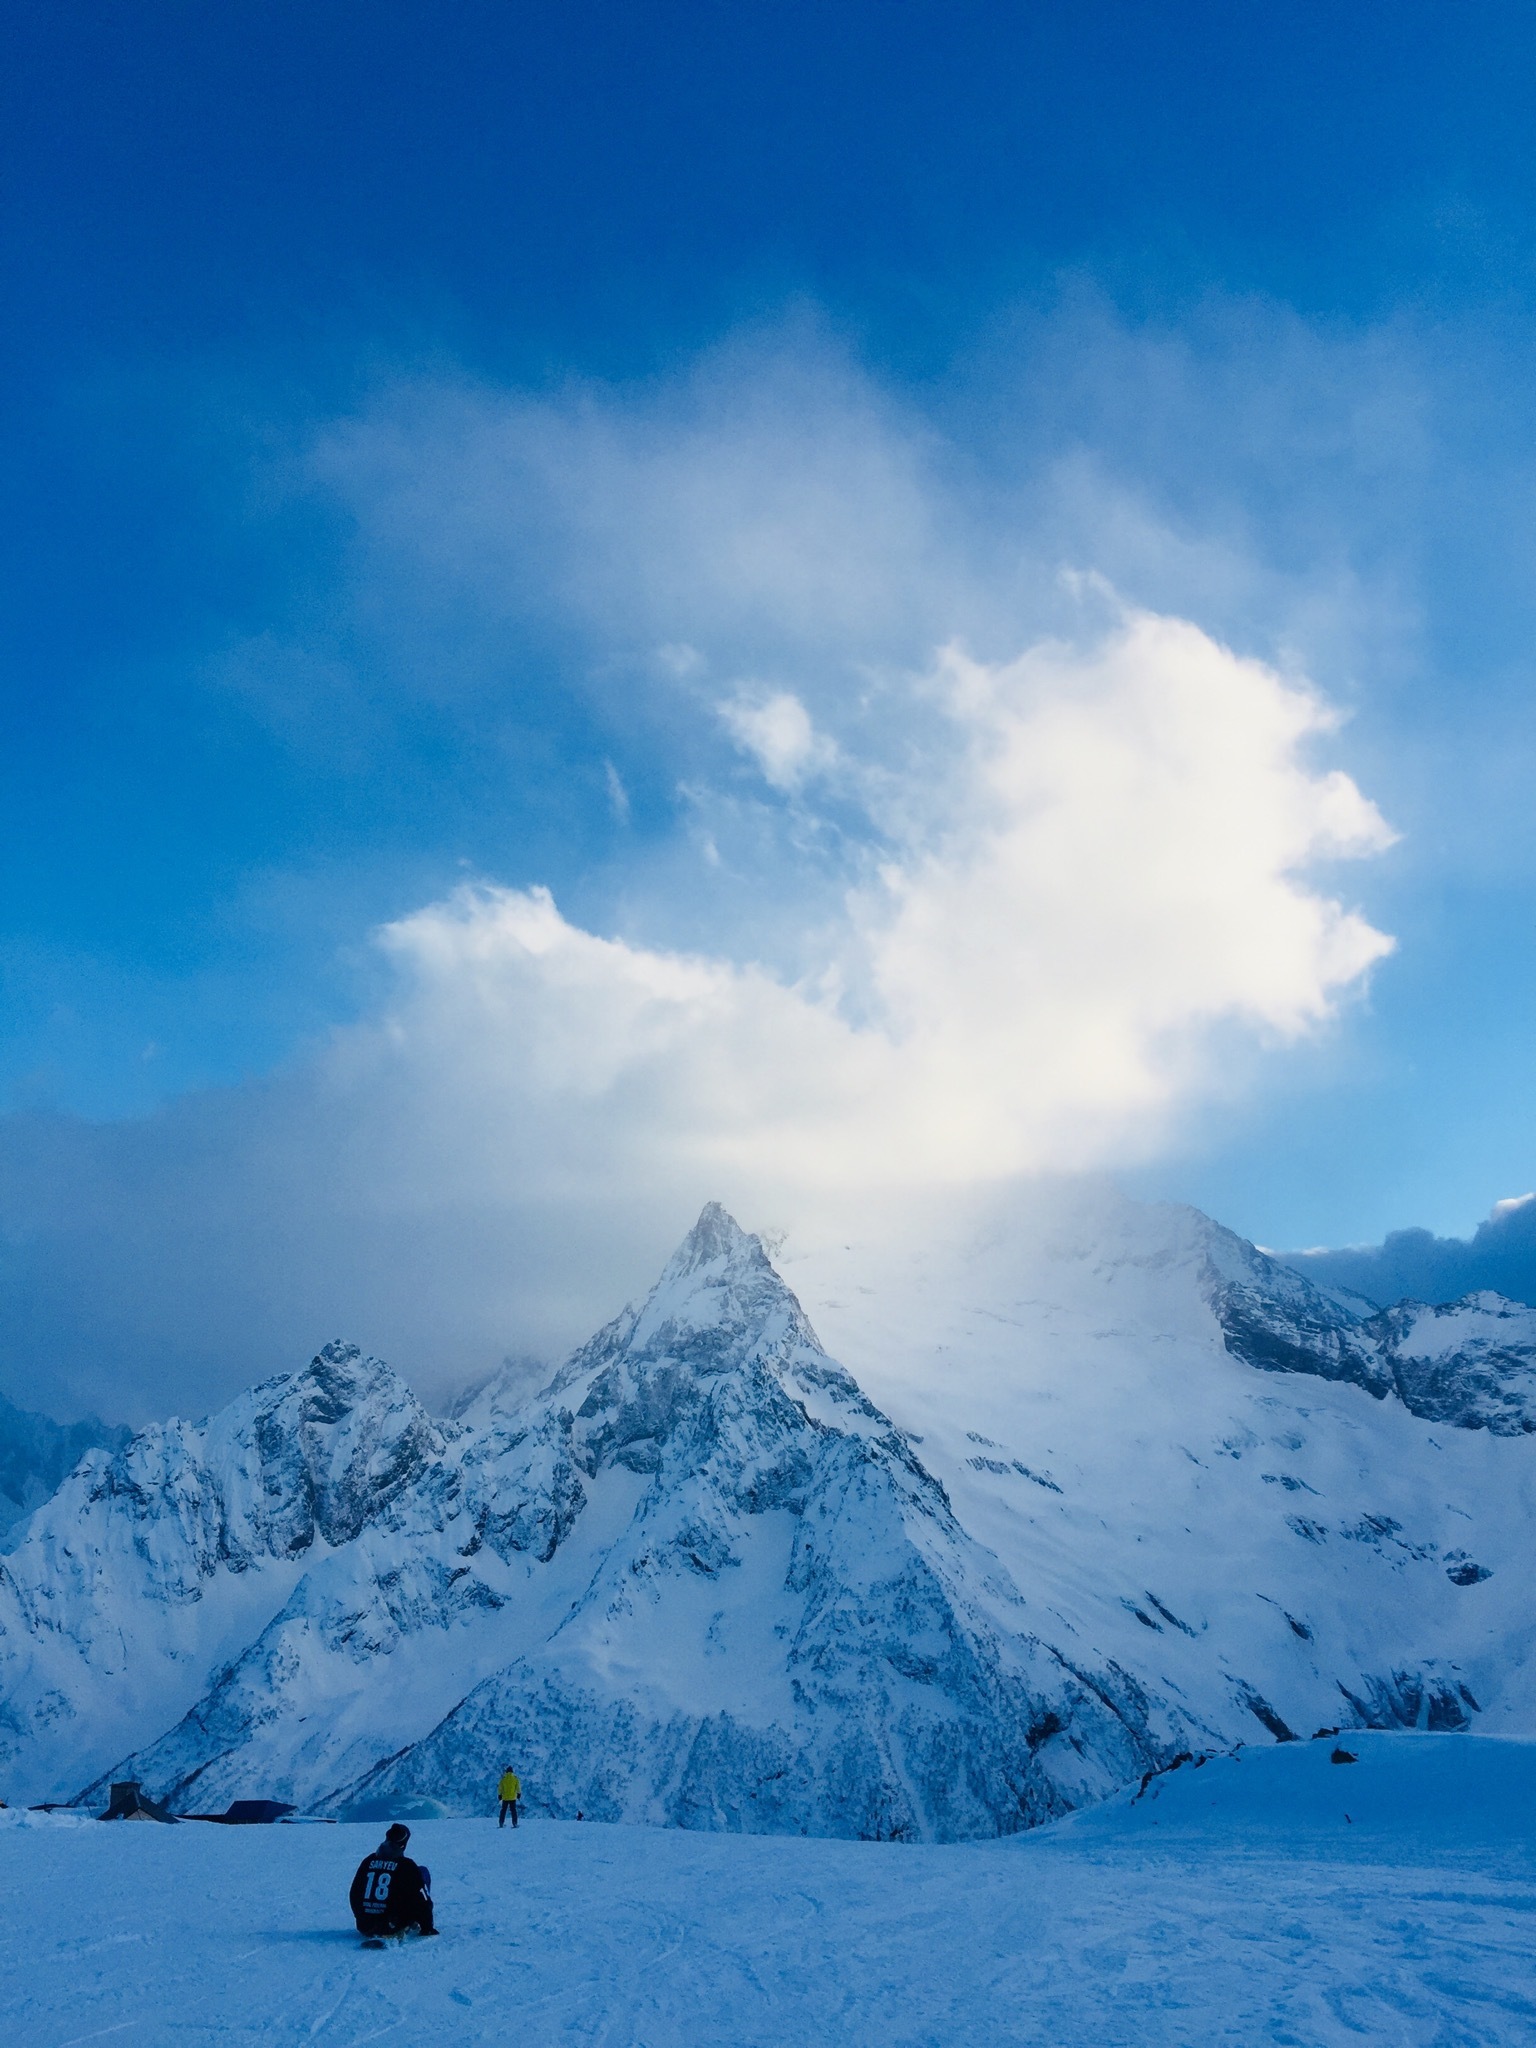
left=8, top=1733, right=1536, bottom=2047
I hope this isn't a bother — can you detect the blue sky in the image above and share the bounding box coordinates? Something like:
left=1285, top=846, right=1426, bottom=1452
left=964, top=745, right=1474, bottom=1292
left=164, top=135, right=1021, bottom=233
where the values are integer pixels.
left=7, top=2, right=1536, bottom=1416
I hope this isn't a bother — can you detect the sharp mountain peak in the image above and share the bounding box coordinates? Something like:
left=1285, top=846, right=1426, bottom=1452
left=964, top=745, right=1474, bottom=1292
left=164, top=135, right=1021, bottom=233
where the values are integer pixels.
left=7, top=1192, right=1536, bottom=1840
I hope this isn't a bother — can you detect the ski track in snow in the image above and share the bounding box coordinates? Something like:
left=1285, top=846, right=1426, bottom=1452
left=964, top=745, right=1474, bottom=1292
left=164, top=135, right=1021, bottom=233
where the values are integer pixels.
left=9, top=1736, right=1536, bottom=2047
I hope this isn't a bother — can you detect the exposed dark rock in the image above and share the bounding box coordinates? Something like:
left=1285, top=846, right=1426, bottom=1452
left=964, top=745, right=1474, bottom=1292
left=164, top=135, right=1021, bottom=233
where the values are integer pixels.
left=1199, top=1222, right=1536, bottom=1435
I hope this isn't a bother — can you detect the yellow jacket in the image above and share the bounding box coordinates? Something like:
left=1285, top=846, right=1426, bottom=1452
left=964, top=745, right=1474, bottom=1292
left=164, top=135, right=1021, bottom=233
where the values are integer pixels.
left=498, top=1771, right=521, bottom=1801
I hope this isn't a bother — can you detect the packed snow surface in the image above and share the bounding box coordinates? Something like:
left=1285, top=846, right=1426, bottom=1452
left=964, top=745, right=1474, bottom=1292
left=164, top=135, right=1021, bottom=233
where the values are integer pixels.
left=6, top=1733, right=1536, bottom=2046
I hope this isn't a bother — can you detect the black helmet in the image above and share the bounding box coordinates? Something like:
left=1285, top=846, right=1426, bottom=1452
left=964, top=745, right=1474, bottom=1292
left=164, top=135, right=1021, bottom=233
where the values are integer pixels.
left=384, top=1822, right=410, bottom=1846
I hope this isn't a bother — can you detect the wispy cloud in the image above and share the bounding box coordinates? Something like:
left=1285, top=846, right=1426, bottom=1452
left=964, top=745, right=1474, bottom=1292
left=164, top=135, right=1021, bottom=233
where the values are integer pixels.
left=718, top=690, right=838, bottom=791
left=603, top=759, right=632, bottom=824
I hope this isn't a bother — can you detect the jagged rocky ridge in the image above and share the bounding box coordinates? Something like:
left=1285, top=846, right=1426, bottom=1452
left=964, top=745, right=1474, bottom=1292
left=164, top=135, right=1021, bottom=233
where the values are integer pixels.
left=1200, top=1220, right=1536, bottom=1432
left=337, top=1207, right=1166, bottom=1836
left=0, top=1392, right=129, bottom=1546
left=3, top=1194, right=1536, bottom=1835
left=0, top=1208, right=1177, bottom=1835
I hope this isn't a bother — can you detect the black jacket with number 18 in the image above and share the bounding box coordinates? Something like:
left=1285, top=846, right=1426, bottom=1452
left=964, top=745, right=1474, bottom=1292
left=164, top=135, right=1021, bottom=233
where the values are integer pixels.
left=350, top=1845, right=429, bottom=1928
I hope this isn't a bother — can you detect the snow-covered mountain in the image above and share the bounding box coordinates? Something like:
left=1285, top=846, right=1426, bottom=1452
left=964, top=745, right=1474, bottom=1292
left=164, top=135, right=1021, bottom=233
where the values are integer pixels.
left=338, top=1205, right=1167, bottom=1838
left=3, top=1191, right=1535, bottom=1839
left=780, top=1189, right=1536, bottom=1750
left=1206, top=1234, right=1536, bottom=1432
left=0, top=1392, right=128, bottom=1547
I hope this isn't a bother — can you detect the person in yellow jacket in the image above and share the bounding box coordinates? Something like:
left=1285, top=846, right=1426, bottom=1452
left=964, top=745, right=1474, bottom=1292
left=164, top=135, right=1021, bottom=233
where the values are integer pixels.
left=497, top=1768, right=521, bottom=1829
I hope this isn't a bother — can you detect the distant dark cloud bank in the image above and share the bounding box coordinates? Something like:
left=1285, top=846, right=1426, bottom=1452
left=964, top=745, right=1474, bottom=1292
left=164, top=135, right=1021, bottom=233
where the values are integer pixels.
left=1285, top=1197, right=1536, bottom=1309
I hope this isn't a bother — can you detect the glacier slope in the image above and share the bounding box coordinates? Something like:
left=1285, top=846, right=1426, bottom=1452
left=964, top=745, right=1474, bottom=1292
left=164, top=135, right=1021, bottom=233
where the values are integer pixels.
left=782, top=1183, right=1536, bottom=1755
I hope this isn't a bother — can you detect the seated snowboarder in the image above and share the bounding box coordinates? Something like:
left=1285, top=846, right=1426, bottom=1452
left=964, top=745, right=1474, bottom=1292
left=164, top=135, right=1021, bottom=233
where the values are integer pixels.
left=350, top=1822, right=438, bottom=1941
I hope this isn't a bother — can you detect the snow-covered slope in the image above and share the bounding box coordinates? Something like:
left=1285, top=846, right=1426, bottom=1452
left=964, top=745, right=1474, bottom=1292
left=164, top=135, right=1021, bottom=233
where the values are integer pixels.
left=4, top=1190, right=1536, bottom=1840
left=8, top=1734, right=1536, bottom=2048
left=782, top=1185, right=1536, bottom=1757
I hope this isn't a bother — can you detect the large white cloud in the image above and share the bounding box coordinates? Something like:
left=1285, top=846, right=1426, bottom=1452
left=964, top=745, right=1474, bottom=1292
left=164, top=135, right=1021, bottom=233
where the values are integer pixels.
left=0, top=330, right=1403, bottom=1422
left=358, top=606, right=1391, bottom=1218
left=0, top=604, right=1393, bottom=1425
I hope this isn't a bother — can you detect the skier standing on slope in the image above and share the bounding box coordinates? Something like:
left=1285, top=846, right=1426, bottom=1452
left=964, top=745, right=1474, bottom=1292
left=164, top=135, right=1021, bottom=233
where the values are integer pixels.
left=498, top=1767, right=521, bottom=1828
left=350, top=1822, right=438, bottom=1941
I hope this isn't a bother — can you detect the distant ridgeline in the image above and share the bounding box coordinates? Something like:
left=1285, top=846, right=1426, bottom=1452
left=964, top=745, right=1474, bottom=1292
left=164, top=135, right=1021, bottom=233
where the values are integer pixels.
left=1, top=1196, right=1534, bottom=1838
left=0, top=1392, right=129, bottom=1546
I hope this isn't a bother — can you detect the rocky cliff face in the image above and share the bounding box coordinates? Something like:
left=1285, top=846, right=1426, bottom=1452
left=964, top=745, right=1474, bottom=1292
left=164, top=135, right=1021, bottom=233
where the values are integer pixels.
left=1199, top=1219, right=1536, bottom=1431
left=1368, top=1294, right=1536, bottom=1433
left=0, top=1342, right=447, bottom=1803
left=5, top=1195, right=1536, bottom=1835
